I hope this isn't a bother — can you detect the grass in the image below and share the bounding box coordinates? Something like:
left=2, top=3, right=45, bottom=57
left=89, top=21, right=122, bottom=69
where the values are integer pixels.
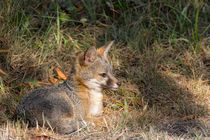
left=0, top=0, right=209, bottom=139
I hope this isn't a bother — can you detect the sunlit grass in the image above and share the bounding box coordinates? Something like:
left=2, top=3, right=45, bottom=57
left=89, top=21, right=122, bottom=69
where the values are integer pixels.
left=0, top=0, right=209, bottom=139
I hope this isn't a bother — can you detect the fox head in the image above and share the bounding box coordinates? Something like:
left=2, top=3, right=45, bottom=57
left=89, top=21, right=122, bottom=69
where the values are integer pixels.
left=74, top=41, right=121, bottom=91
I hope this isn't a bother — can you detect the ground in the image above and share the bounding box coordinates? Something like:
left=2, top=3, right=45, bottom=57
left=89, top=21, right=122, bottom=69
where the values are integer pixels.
left=0, top=0, right=209, bottom=139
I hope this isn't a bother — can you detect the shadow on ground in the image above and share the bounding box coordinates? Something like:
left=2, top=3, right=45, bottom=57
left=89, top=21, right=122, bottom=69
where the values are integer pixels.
left=116, top=48, right=209, bottom=138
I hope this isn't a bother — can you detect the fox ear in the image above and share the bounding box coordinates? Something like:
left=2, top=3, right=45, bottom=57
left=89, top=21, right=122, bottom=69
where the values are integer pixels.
left=97, top=40, right=114, bottom=58
left=84, top=46, right=97, bottom=65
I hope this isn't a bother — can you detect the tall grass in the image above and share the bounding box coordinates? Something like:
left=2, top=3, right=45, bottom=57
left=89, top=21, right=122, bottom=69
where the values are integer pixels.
left=56, top=3, right=61, bottom=48
left=0, top=0, right=209, bottom=139
left=192, top=6, right=201, bottom=53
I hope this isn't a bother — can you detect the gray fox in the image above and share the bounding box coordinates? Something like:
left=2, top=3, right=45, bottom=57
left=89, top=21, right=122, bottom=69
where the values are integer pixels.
left=15, top=41, right=121, bottom=134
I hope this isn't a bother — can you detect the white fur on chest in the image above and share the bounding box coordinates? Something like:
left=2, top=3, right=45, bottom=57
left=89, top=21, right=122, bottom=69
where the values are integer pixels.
left=89, top=89, right=103, bottom=116
left=85, top=79, right=103, bottom=116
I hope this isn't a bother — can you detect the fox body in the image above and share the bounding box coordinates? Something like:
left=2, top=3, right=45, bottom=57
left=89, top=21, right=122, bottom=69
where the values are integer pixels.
left=15, top=41, right=120, bottom=134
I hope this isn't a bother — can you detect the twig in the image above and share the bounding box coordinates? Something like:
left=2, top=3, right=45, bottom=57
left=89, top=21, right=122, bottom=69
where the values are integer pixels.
left=0, top=50, right=10, bottom=53
left=113, top=131, right=125, bottom=140
left=37, top=81, right=52, bottom=86
left=68, top=35, right=80, bottom=49
left=0, top=69, right=8, bottom=76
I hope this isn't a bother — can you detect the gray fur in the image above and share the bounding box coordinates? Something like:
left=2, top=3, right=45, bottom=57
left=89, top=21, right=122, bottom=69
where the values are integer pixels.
left=15, top=41, right=119, bottom=134
left=15, top=78, right=86, bottom=134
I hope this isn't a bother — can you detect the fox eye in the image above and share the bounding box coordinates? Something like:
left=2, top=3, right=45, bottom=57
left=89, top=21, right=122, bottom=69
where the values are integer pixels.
left=99, top=73, right=107, bottom=78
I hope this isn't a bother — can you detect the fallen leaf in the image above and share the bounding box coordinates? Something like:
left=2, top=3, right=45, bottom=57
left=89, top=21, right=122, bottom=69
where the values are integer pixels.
left=180, top=114, right=197, bottom=121
left=33, top=135, right=49, bottom=140
left=48, top=77, right=58, bottom=84
left=55, top=67, right=67, bottom=80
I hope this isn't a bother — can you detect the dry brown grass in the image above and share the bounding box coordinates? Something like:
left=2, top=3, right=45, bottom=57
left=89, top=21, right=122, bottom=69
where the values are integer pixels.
left=2, top=40, right=209, bottom=139
left=0, top=0, right=209, bottom=139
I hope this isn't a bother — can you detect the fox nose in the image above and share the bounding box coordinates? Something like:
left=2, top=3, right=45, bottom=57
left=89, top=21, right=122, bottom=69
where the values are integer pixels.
left=117, top=82, right=121, bottom=87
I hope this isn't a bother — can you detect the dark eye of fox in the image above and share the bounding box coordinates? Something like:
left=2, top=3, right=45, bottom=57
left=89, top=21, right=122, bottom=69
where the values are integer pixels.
left=99, top=73, right=107, bottom=78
